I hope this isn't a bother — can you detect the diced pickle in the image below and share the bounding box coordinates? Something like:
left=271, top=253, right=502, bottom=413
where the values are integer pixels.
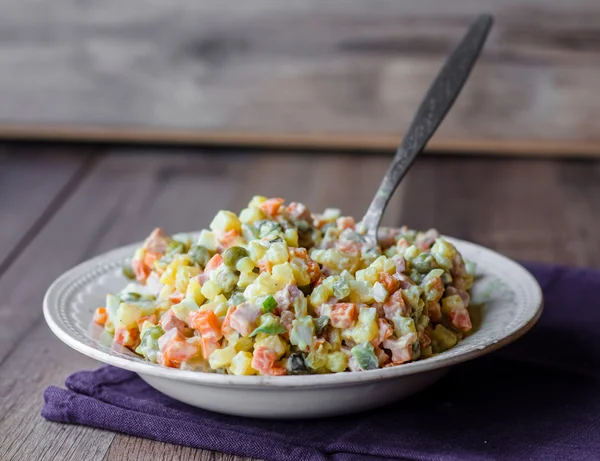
left=351, top=342, right=379, bottom=371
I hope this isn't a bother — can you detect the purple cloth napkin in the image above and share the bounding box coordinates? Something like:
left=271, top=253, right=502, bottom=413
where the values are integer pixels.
left=43, top=263, right=600, bottom=461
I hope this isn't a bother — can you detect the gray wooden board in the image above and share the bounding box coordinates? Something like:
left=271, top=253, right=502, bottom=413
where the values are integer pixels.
left=1, top=148, right=600, bottom=460
left=0, top=147, right=90, bottom=271
left=0, top=0, right=599, bottom=155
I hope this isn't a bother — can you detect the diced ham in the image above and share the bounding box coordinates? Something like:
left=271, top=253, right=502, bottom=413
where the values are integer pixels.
left=372, top=302, right=385, bottom=318
left=335, top=241, right=360, bottom=257
left=392, top=255, right=406, bottom=274
left=391, top=273, right=414, bottom=290
left=229, top=302, right=262, bottom=336
left=375, top=346, right=391, bottom=367
left=336, top=216, right=355, bottom=230
left=371, top=318, right=394, bottom=347
left=143, top=228, right=171, bottom=254
left=383, top=333, right=417, bottom=364
left=274, top=284, right=303, bottom=313
left=446, top=286, right=470, bottom=306
left=449, top=307, right=472, bottom=332
left=419, top=330, right=432, bottom=349
left=286, top=202, right=312, bottom=221
left=160, top=310, right=187, bottom=333
left=329, top=303, right=358, bottom=329
left=383, top=290, right=408, bottom=319
left=280, top=310, right=295, bottom=333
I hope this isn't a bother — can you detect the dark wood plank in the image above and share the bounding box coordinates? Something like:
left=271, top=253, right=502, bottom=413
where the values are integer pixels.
left=0, top=145, right=92, bottom=272
left=0, top=1, right=600, bottom=155
left=2, top=149, right=600, bottom=461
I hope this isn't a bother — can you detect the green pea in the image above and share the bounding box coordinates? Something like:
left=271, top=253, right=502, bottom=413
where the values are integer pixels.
left=223, top=246, right=250, bottom=271
left=215, top=268, right=239, bottom=293
left=189, top=245, right=213, bottom=267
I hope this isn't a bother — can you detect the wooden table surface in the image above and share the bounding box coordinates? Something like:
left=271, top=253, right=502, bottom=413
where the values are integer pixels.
left=1, top=143, right=599, bottom=460
left=1, top=0, right=600, bottom=156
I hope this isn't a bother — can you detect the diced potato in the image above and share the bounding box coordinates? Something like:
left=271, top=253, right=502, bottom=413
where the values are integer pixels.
left=234, top=336, right=254, bottom=353
left=309, top=284, right=333, bottom=308
left=239, top=207, right=265, bottom=225
left=373, top=282, right=388, bottom=303
left=326, top=351, right=349, bottom=373
left=289, top=316, right=315, bottom=352
left=248, top=195, right=268, bottom=208
left=159, top=284, right=175, bottom=300
left=175, top=266, right=200, bottom=294
left=171, top=296, right=199, bottom=323
left=391, top=315, right=416, bottom=337
left=116, top=303, right=142, bottom=328
left=272, top=262, right=295, bottom=285
left=186, top=278, right=206, bottom=306
left=255, top=333, right=287, bottom=358
left=351, top=307, right=379, bottom=343
left=208, top=346, right=237, bottom=369
left=248, top=240, right=268, bottom=263
left=229, top=351, right=256, bottom=375
left=441, top=295, right=465, bottom=314
left=238, top=271, right=258, bottom=288
left=201, top=280, right=223, bottom=301
left=196, top=230, right=218, bottom=252
left=236, top=257, right=255, bottom=273
left=159, top=255, right=191, bottom=287
left=266, top=242, right=289, bottom=265
left=430, top=239, right=457, bottom=270
left=290, top=262, right=311, bottom=287
left=210, top=210, right=242, bottom=236
left=349, top=280, right=374, bottom=304
left=431, top=324, right=458, bottom=352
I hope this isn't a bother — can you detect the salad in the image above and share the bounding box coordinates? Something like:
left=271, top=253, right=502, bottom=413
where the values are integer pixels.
left=93, top=196, right=475, bottom=376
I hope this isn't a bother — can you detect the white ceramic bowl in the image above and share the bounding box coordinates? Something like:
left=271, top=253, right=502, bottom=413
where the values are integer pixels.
left=44, top=235, right=543, bottom=419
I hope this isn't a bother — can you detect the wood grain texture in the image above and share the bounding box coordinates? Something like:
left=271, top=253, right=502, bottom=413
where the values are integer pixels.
left=0, top=146, right=91, bottom=272
left=0, top=0, right=599, bottom=155
left=1, top=147, right=600, bottom=461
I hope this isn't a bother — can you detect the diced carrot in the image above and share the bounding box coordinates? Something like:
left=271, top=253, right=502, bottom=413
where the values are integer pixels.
left=93, top=307, right=108, bottom=326
left=329, top=303, right=358, bottom=329
left=419, top=330, right=432, bottom=349
left=307, top=258, right=321, bottom=283
left=168, top=292, right=185, bottom=304
left=143, top=251, right=161, bottom=269
left=204, top=253, right=223, bottom=274
left=427, top=301, right=442, bottom=323
left=157, top=352, right=176, bottom=368
left=163, top=336, right=201, bottom=365
left=336, top=241, right=359, bottom=256
left=219, top=229, right=241, bottom=248
left=312, top=274, right=325, bottom=287
left=267, top=365, right=287, bottom=376
left=132, top=259, right=150, bottom=283
left=189, top=310, right=223, bottom=342
left=449, top=307, right=472, bottom=332
left=371, top=318, right=393, bottom=347
left=251, top=347, right=279, bottom=375
left=260, top=198, right=285, bottom=217
left=379, top=272, right=400, bottom=294
left=136, top=314, right=157, bottom=331
left=114, top=327, right=140, bottom=348
left=201, top=337, right=219, bottom=359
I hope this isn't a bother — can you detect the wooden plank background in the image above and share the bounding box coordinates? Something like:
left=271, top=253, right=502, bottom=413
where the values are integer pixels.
left=0, top=0, right=599, bottom=156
